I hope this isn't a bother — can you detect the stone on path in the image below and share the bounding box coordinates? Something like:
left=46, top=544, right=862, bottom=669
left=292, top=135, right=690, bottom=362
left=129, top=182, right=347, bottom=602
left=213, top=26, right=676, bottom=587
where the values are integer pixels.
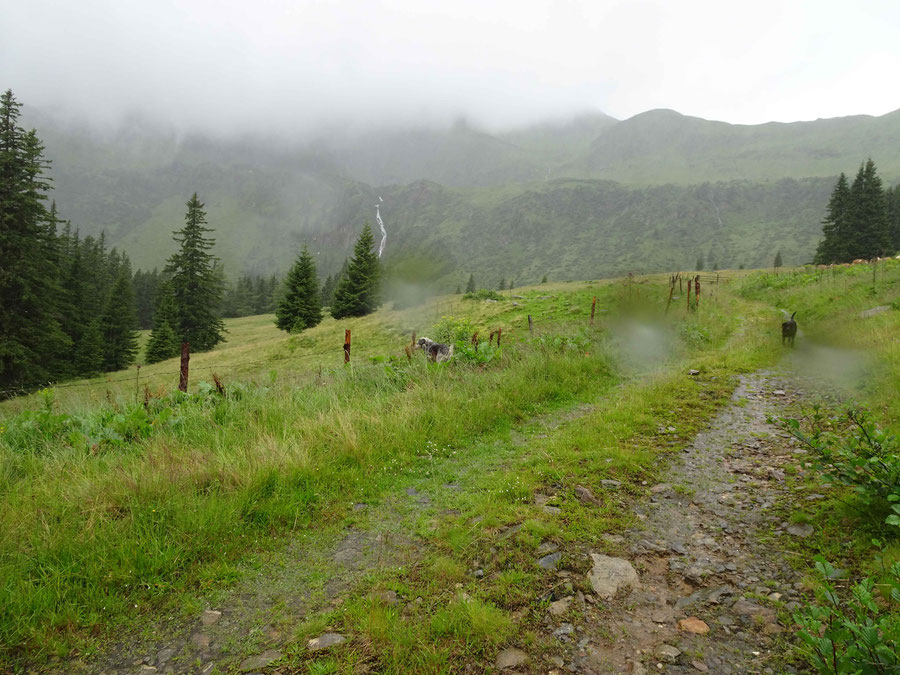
left=656, top=644, right=681, bottom=663
left=191, top=632, right=210, bottom=649
left=307, top=633, right=346, bottom=651
left=575, top=485, right=601, bottom=505
left=860, top=305, right=890, bottom=318
left=495, top=647, right=529, bottom=670
left=549, top=596, right=573, bottom=616
left=588, top=553, right=639, bottom=599
left=378, top=589, right=399, bottom=605
left=732, top=599, right=776, bottom=623
left=678, top=617, right=710, bottom=634
left=200, top=609, right=222, bottom=626
left=239, top=650, right=282, bottom=671
left=156, top=648, right=175, bottom=665
left=787, top=523, right=814, bottom=538
left=692, top=660, right=710, bottom=672
left=538, top=552, right=562, bottom=570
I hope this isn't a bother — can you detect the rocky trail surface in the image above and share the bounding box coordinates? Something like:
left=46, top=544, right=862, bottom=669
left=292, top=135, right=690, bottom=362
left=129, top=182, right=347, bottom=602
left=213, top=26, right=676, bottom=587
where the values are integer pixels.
left=521, top=373, right=810, bottom=674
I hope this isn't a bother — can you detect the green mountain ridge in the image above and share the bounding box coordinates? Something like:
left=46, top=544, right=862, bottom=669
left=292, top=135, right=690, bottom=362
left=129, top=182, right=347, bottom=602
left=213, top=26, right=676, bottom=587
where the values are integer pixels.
left=20, top=106, right=900, bottom=282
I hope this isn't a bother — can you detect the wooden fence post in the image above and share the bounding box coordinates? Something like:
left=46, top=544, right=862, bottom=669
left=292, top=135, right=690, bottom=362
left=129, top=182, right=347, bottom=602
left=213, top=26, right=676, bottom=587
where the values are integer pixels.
left=665, top=274, right=677, bottom=313
left=135, top=364, right=141, bottom=400
left=178, top=342, right=190, bottom=392
left=497, top=327, right=502, bottom=347
left=687, top=278, right=692, bottom=311
left=590, top=296, right=597, bottom=326
left=472, top=332, right=479, bottom=352
left=344, top=330, right=351, bottom=363
left=694, top=275, right=701, bottom=310
left=528, top=314, right=533, bottom=334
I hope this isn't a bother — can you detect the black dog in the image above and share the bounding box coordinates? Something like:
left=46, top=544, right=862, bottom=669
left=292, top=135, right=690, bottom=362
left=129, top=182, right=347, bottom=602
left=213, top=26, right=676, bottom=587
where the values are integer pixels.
left=781, top=311, right=797, bottom=346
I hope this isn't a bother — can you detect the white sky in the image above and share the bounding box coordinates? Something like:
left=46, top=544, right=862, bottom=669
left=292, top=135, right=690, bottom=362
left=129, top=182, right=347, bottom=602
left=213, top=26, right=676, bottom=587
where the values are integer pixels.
left=2, top=0, right=899, bottom=133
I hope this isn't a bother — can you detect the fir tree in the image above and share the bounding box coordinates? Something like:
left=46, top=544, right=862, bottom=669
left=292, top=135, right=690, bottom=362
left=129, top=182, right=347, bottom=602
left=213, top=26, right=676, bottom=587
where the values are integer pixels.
left=465, top=274, right=476, bottom=293
left=276, top=245, right=323, bottom=332
left=145, top=282, right=180, bottom=363
left=541, top=275, right=548, bottom=284
left=455, top=285, right=461, bottom=295
left=696, top=254, right=704, bottom=270
left=886, top=184, right=900, bottom=253
left=330, top=224, right=381, bottom=319
left=74, top=319, right=104, bottom=377
left=498, top=278, right=506, bottom=291
left=847, top=159, right=891, bottom=259
left=0, top=90, right=69, bottom=390
left=773, top=250, right=783, bottom=269
left=815, top=173, right=851, bottom=264
left=102, top=266, right=139, bottom=371
left=166, top=194, right=226, bottom=351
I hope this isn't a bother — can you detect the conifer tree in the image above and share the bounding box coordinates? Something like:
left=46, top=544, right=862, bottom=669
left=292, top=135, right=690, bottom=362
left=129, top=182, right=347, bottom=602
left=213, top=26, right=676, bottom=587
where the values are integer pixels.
left=465, top=274, right=476, bottom=293
left=696, top=254, right=704, bottom=270
left=102, top=267, right=139, bottom=371
left=166, top=194, right=225, bottom=351
left=455, top=285, right=461, bottom=295
left=74, top=319, right=104, bottom=377
left=145, top=283, right=180, bottom=363
left=275, top=245, right=323, bottom=332
left=773, top=250, right=782, bottom=269
left=847, top=159, right=891, bottom=259
left=330, top=224, right=381, bottom=319
left=498, top=278, right=506, bottom=290
left=815, top=173, right=851, bottom=264
left=541, top=275, right=548, bottom=284
left=886, top=184, right=900, bottom=253
left=0, top=90, right=69, bottom=390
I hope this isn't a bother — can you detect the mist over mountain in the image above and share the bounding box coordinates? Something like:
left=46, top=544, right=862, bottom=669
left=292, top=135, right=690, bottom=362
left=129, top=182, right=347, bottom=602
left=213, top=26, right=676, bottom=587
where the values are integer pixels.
left=24, top=105, right=900, bottom=284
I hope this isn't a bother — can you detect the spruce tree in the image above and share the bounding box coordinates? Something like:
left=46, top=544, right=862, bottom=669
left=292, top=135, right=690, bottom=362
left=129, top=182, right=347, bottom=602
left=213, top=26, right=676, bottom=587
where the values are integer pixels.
left=166, top=194, right=225, bottom=351
left=498, top=278, right=506, bottom=291
left=465, top=274, right=476, bottom=293
left=541, top=275, right=548, bottom=284
left=102, top=267, right=139, bottom=371
left=145, top=282, right=181, bottom=363
left=74, top=319, right=104, bottom=377
left=275, top=245, right=323, bottom=332
left=847, top=159, right=891, bottom=259
left=330, top=224, right=381, bottom=319
left=815, top=173, right=851, bottom=264
left=773, top=250, right=782, bottom=269
left=886, top=184, right=900, bottom=253
left=696, top=254, right=704, bottom=270
left=0, top=90, right=69, bottom=390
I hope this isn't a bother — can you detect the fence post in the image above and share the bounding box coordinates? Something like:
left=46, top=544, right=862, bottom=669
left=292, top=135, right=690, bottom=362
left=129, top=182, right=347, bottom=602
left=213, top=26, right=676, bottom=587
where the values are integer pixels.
left=590, top=296, right=597, bottom=326
left=178, top=342, right=190, bottom=392
left=497, top=327, right=502, bottom=347
left=686, top=278, right=692, bottom=311
left=694, top=275, right=701, bottom=310
left=135, top=364, right=141, bottom=400
left=344, top=330, right=351, bottom=364
left=528, top=314, right=533, bottom=334
left=665, top=275, right=676, bottom=313
left=472, top=332, right=479, bottom=352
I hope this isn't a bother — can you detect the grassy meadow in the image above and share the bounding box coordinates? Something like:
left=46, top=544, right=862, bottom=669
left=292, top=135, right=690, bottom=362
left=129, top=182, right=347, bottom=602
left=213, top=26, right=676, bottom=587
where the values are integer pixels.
left=1, top=264, right=898, bottom=671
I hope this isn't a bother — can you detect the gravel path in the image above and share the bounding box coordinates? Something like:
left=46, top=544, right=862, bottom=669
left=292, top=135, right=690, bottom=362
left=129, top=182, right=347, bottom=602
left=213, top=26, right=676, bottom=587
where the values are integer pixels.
left=539, top=372, right=809, bottom=674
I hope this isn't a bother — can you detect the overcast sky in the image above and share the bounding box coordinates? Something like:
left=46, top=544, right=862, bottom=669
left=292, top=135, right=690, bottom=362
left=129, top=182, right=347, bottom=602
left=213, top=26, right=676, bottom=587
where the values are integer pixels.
left=2, top=0, right=899, bottom=135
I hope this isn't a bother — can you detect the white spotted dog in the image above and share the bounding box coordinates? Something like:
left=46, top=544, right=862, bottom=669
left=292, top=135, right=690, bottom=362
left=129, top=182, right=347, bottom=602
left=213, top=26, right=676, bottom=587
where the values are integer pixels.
left=416, top=337, right=454, bottom=363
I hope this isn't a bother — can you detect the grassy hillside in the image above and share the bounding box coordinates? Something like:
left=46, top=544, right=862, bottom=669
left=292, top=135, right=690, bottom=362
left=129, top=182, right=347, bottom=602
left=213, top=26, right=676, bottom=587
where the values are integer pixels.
left=2, top=262, right=899, bottom=671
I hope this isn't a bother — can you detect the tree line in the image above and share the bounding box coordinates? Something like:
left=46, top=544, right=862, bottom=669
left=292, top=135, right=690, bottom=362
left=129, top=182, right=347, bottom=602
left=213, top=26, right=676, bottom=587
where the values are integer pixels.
left=815, top=159, right=900, bottom=264
left=1, top=90, right=139, bottom=392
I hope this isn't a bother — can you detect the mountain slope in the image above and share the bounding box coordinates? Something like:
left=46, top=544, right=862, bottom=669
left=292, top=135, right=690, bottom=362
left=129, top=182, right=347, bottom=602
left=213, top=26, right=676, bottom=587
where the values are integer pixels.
left=568, top=108, right=900, bottom=184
